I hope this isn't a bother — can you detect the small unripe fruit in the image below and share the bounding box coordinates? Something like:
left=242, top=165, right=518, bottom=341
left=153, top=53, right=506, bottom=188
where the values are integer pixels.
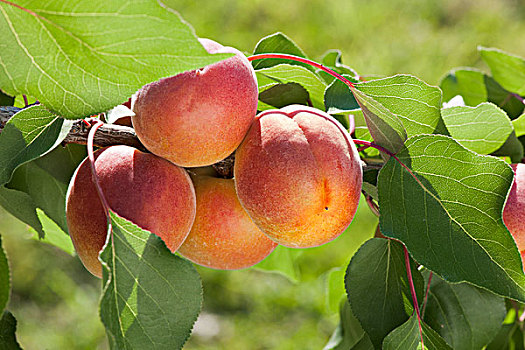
left=178, top=174, right=277, bottom=269
left=234, top=105, right=363, bottom=248
left=503, top=163, right=525, bottom=270
left=66, top=145, right=196, bottom=277
left=132, top=38, right=258, bottom=167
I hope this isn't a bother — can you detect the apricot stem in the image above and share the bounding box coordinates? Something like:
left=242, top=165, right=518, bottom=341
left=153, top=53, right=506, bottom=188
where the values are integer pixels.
left=365, top=195, right=379, bottom=217
left=87, top=120, right=110, bottom=221
left=404, top=246, right=425, bottom=349
left=247, top=53, right=356, bottom=89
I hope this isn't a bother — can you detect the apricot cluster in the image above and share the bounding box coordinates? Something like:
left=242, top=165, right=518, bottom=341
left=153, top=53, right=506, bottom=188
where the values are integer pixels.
left=66, top=39, right=363, bottom=277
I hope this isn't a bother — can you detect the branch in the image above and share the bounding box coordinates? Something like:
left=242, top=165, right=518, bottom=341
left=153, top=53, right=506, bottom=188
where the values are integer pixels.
left=0, top=106, right=383, bottom=178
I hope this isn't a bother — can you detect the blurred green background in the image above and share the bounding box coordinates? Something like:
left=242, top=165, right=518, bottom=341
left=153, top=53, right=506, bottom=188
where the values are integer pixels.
left=2, top=0, right=525, bottom=349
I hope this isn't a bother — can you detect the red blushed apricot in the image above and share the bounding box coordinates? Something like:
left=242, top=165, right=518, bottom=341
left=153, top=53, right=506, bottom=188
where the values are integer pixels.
left=131, top=38, right=258, bottom=167
left=503, top=163, right=525, bottom=250
left=503, top=163, right=525, bottom=268
left=66, top=145, right=196, bottom=278
left=178, top=174, right=277, bottom=269
left=234, top=105, right=363, bottom=248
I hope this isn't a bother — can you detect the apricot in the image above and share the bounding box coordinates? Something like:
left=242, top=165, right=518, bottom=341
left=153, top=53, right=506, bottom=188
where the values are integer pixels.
left=503, top=163, right=525, bottom=270
left=234, top=105, right=362, bottom=248
left=66, top=145, right=196, bottom=277
left=178, top=173, right=277, bottom=269
left=131, top=38, right=258, bottom=167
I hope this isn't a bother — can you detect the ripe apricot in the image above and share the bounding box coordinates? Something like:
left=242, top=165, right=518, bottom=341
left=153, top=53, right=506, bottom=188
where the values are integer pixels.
left=66, top=145, right=196, bottom=277
left=178, top=173, right=277, bottom=269
left=131, top=38, right=258, bottom=167
left=234, top=105, right=362, bottom=248
left=503, top=163, right=525, bottom=270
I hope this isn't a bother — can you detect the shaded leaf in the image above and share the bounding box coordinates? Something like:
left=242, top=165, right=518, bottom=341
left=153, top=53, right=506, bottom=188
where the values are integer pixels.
left=29, top=209, right=74, bottom=256
left=255, top=64, right=327, bottom=109
left=0, top=236, right=8, bottom=312
left=351, top=87, right=407, bottom=155
left=0, top=0, right=230, bottom=118
left=480, top=47, right=525, bottom=96
left=258, top=83, right=309, bottom=110
left=0, top=186, right=43, bottom=237
left=326, top=268, right=346, bottom=313
left=0, top=91, right=14, bottom=106
left=252, top=245, right=302, bottom=283
left=491, top=131, right=524, bottom=163
left=441, top=102, right=513, bottom=154
left=356, top=75, right=444, bottom=136
left=423, top=273, right=506, bottom=350
left=252, top=32, right=312, bottom=71
left=345, top=238, right=424, bottom=348
left=324, top=299, right=370, bottom=350
left=100, top=212, right=202, bottom=350
left=324, top=74, right=360, bottom=114
left=0, top=105, right=72, bottom=186
left=0, top=311, right=22, bottom=350
left=378, top=134, right=525, bottom=302
left=486, top=323, right=525, bottom=350
left=383, top=314, right=452, bottom=350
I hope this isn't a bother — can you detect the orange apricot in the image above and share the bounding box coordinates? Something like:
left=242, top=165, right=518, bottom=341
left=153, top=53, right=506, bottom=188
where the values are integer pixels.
left=66, top=145, right=196, bottom=277
left=234, top=105, right=362, bottom=248
left=178, top=173, right=277, bottom=269
left=131, top=38, right=258, bottom=167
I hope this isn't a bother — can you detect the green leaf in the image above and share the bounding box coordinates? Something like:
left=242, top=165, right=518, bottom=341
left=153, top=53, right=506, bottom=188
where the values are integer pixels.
left=0, top=0, right=231, bottom=119
left=255, top=64, right=327, bottom=109
left=7, top=161, right=69, bottom=233
left=351, top=87, right=407, bottom=155
left=486, top=323, right=525, bottom=350
left=324, top=75, right=360, bottom=114
left=100, top=212, right=202, bottom=349
left=30, top=209, right=74, bottom=256
left=441, top=102, right=513, bottom=154
left=0, top=186, right=43, bottom=237
left=480, top=47, right=525, bottom=96
left=514, top=113, right=525, bottom=138
left=423, top=273, right=506, bottom=350
left=252, top=245, right=302, bottom=283
left=0, top=236, right=8, bottom=312
left=355, top=75, right=444, bottom=136
left=252, top=32, right=312, bottom=71
left=345, top=238, right=424, bottom=348
left=0, top=105, right=72, bottom=186
left=324, top=299, right=371, bottom=350
left=0, top=91, right=14, bottom=106
left=491, top=131, right=524, bottom=163
left=383, top=314, right=453, bottom=350
left=258, top=83, right=310, bottom=110
left=318, top=49, right=359, bottom=84
left=0, top=311, right=22, bottom=350
left=440, top=68, right=524, bottom=119
left=378, top=134, right=525, bottom=302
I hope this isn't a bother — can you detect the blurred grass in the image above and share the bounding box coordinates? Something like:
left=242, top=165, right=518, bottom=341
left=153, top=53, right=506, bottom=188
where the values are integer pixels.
left=1, top=0, right=525, bottom=348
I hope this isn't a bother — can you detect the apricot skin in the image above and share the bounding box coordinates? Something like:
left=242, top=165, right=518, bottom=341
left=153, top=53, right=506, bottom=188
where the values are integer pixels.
left=503, top=163, right=525, bottom=270
left=178, top=174, right=277, bottom=269
left=131, top=38, right=258, bottom=167
left=66, top=145, right=196, bottom=278
left=234, top=105, right=363, bottom=248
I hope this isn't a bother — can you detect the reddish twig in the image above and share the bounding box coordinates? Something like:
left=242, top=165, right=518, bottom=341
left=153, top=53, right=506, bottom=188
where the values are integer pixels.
left=365, top=195, right=380, bottom=217
left=421, top=271, right=433, bottom=318
left=403, top=245, right=425, bottom=350
left=248, top=53, right=355, bottom=90
left=404, top=246, right=425, bottom=349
